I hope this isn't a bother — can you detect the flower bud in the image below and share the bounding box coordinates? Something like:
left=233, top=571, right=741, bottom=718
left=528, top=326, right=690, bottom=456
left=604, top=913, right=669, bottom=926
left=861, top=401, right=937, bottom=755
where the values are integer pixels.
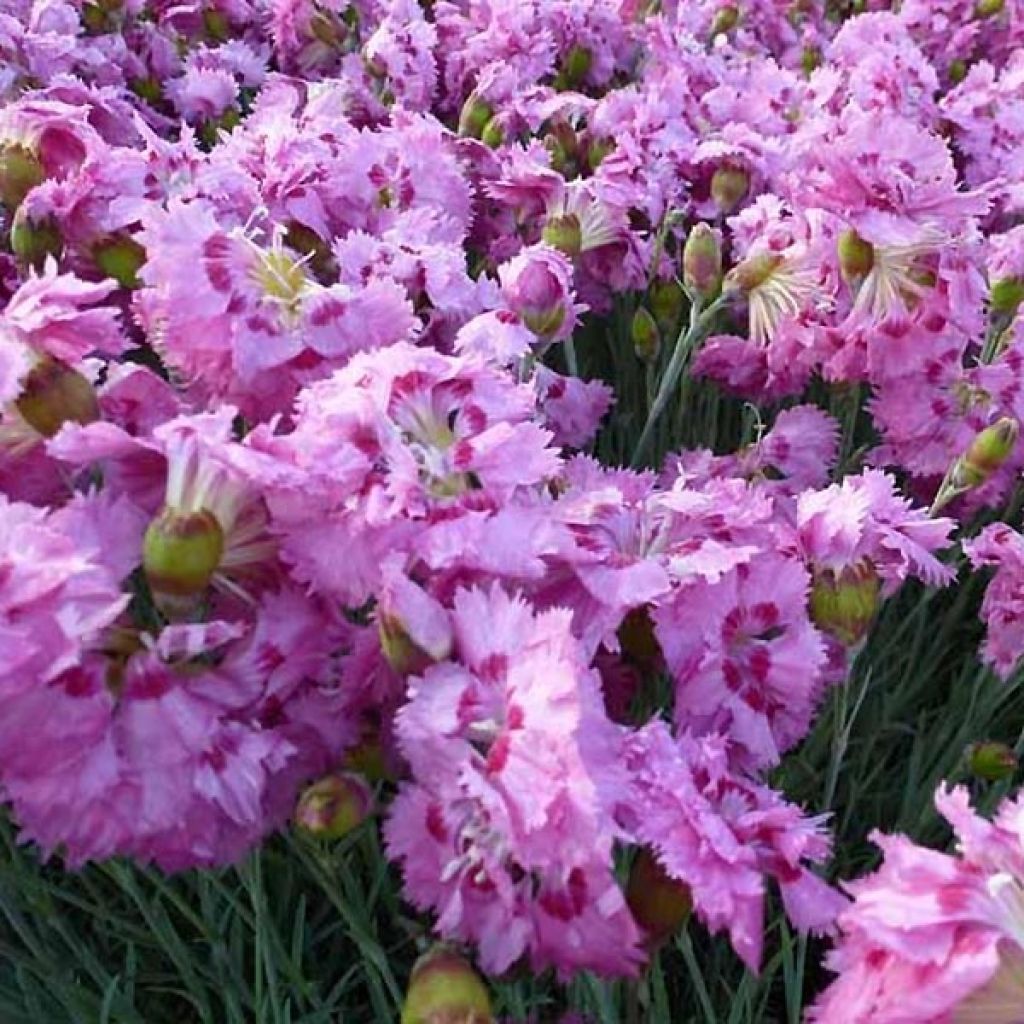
left=967, top=741, right=1017, bottom=782
left=142, top=506, right=225, bottom=610
left=294, top=772, right=373, bottom=839
left=625, top=846, right=693, bottom=950
left=990, top=277, right=1024, bottom=315
left=631, top=307, right=660, bottom=364
left=709, top=5, right=740, bottom=36
left=801, top=46, right=821, bottom=75
left=503, top=250, right=570, bottom=339
left=15, top=356, right=99, bottom=438
left=683, top=223, right=723, bottom=299
left=953, top=417, right=1020, bottom=489
left=586, top=136, right=614, bottom=172
left=556, top=45, right=592, bottom=90
left=92, top=234, right=146, bottom=289
left=10, top=210, right=63, bottom=270
left=457, top=94, right=494, bottom=139
left=480, top=116, right=504, bottom=149
left=838, top=229, right=875, bottom=285
left=809, top=562, right=882, bottom=647
left=948, top=59, right=969, bottom=85
left=541, top=213, right=583, bottom=258
left=649, top=277, right=684, bottom=330
left=724, top=251, right=783, bottom=296
left=0, top=145, right=44, bottom=210
left=401, top=946, right=493, bottom=1024
left=202, top=6, right=229, bottom=41
left=710, top=166, right=749, bottom=214
left=976, top=0, right=1005, bottom=17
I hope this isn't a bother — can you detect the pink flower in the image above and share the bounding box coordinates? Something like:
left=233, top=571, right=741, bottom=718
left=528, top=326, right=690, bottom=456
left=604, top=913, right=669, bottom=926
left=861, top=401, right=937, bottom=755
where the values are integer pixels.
left=620, top=721, right=845, bottom=972
left=811, top=785, right=1024, bottom=1023
left=653, top=552, right=828, bottom=770
left=385, top=585, right=644, bottom=978
left=796, top=470, right=955, bottom=592
left=964, top=524, right=1024, bottom=680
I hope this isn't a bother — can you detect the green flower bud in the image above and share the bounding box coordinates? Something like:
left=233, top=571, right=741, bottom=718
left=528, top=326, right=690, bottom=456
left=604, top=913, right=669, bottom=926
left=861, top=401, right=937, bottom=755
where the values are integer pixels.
left=948, top=59, right=969, bottom=85
left=142, top=506, right=225, bottom=610
left=457, top=95, right=494, bottom=139
left=838, top=229, right=875, bottom=285
left=967, top=741, right=1017, bottom=782
left=294, top=772, right=373, bottom=839
left=202, top=6, right=229, bottom=41
left=480, top=116, right=504, bottom=149
left=990, top=277, right=1024, bottom=315
left=586, top=136, right=615, bottom=173
left=809, top=562, right=882, bottom=647
left=801, top=46, right=821, bottom=76
left=724, top=251, right=783, bottom=296
left=401, top=947, right=493, bottom=1024
left=541, top=212, right=582, bottom=258
left=956, top=417, right=1020, bottom=487
left=649, top=277, right=684, bottom=330
left=683, top=222, right=723, bottom=299
left=0, top=145, right=44, bottom=210
left=92, top=234, right=146, bottom=289
left=10, top=211, right=63, bottom=271
left=710, top=165, right=749, bottom=214
left=15, top=356, right=100, bottom=439
left=631, top=307, right=661, bottom=364
left=709, top=5, right=740, bottom=36
left=975, top=0, right=1005, bottom=18
left=560, top=44, right=592, bottom=87
left=625, top=846, right=693, bottom=950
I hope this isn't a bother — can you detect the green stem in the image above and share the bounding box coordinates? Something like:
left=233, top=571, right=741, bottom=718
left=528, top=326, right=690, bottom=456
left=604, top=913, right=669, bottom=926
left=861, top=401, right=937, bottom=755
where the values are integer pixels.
left=630, top=295, right=725, bottom=468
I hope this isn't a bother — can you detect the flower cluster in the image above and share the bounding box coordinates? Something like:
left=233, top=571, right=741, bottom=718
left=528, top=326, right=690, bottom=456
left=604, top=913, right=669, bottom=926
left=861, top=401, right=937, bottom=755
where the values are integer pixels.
left=2, top=0, right=1024, bottom=1007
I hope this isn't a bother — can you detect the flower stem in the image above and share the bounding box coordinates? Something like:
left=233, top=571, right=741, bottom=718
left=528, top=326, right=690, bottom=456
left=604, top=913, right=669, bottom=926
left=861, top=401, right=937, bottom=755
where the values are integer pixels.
left=630, top=294, right=725, bottom=467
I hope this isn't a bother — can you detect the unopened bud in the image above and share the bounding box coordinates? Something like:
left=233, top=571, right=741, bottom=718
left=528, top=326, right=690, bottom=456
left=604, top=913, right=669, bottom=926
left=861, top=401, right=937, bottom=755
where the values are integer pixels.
left=990, top=277, right=1024, bottom=315
left=809, top=562, right=882, bottom=647
left=142, top=506, right=225, bottom=609
left=801, top=46, right=821, bottom=75
left=709, top=4, right=740, bottom=36
left=480, top=116, right=504, bottom=149
left=202, top=6, right=229, bottom=41
left=649, top=277, right=684, bottom=330
left=93, top=234, right=146, bottom=289
left=401, top=946, right=493, bottom=1024
left=0, top=145, right=44, bottom=210
left=15, top=356, right=99, bottom=438
left=457, top=94, right=493, bottom=139
left=631, top=307, right=661, bottom=364
left=625, top=846, right=693, bottom=950
left=294, top=772, right=373, bottom=839
left=10, top=211, right=62, bottom=270
left=586, top=136, right=614, bottom=172
left=710, top=166, right=749, bottom=214
left=683, top=223, right=723, bottom=299
left=967, top=741, right=1017, bottom=781
left=838, top=229, right=874, bottom=286
left=948, top=59, right=969, bottom=85
left=559, top=45, right=592, bottom=88
left=956, top=417, right=1020, bottom=487
left=725, top=251, right=782, bottom=296
left=541, top=212, right=582, bottom=258
left=976, top=0, right=1005, bottom=17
